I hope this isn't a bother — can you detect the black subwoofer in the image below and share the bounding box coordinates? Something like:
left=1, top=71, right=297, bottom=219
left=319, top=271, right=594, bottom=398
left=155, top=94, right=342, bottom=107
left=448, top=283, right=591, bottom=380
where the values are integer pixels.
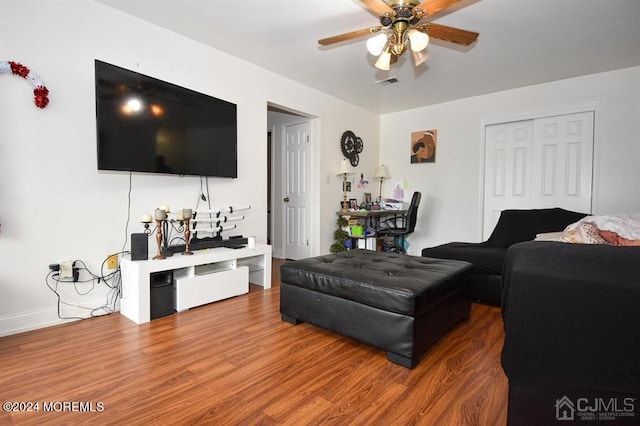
left=150, top=270, right=174, bottom=319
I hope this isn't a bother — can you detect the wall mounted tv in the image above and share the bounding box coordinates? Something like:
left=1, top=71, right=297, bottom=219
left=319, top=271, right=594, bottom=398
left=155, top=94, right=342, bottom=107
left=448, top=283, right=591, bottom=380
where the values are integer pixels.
left=95, top=60, right=237, bottom=178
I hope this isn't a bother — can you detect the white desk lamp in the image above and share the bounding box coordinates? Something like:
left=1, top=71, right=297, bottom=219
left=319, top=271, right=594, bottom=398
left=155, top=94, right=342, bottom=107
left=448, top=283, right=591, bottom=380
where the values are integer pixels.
left=375, top=165, right=390, bottom=202
left=337, top=159, right=353, bottom=211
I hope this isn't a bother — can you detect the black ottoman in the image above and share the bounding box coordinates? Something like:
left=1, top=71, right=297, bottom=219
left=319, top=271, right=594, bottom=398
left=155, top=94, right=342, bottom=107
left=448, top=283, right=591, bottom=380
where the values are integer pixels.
left=279, top=250, right=472, bottom=368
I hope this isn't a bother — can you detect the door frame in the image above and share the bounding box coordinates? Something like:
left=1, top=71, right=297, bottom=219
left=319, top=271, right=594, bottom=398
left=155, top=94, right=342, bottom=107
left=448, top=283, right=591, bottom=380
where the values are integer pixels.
left=479, top=102, right=600, bottom=240
left=267, top=104, right=317, bottom=259
left=280, top=119, right=312, bottom=260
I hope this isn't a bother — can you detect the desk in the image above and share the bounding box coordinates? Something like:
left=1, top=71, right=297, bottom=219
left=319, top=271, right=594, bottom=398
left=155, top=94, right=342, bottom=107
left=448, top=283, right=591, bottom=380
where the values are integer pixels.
left=337, top=209, right=408, bottom=251
left=337, top=209, right=407, bottom=229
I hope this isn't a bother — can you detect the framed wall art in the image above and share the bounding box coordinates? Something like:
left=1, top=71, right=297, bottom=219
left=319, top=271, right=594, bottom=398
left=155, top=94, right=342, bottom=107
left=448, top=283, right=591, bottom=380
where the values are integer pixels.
left=411, top=129, right=437, bottom=163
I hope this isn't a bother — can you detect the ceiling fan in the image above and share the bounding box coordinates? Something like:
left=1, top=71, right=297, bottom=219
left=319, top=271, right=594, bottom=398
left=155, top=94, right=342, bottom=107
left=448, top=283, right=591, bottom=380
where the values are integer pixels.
left=318, top=0, right=479, bottom=70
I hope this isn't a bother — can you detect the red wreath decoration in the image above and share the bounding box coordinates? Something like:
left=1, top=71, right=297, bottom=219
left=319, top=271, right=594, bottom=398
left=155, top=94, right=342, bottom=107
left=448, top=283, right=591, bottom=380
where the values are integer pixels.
left=0, top=60, right=50, bottom=108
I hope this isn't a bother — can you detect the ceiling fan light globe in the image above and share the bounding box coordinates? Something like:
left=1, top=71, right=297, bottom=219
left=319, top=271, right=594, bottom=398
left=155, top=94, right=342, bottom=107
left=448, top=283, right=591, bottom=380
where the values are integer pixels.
left=412, top=49, right=429, bottom=66
left=375, top=50, right=392, bottom=71
left=408, top=29, right=429, bottom=52
left=366, top=33, right=388, bottom=56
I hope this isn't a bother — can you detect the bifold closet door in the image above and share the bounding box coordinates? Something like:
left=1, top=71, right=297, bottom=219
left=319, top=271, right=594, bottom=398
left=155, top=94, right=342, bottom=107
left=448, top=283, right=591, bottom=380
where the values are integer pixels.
left=483, top=111, right=593, bottom=238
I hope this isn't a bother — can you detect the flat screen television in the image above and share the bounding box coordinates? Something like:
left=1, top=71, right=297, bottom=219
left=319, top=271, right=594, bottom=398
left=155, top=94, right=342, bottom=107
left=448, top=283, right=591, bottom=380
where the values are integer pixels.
left=95, top=60, right=237, bottom=178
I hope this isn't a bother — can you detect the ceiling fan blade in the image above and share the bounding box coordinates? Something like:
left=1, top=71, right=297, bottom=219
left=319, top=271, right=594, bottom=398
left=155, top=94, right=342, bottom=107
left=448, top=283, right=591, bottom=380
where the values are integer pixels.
left=318, top=27, right=381, bottom=46
left=360, top=0, right=395, bottom=16
left=426, top=23, right=478, bottom=46
left=416, top=0, right=462, bottom=17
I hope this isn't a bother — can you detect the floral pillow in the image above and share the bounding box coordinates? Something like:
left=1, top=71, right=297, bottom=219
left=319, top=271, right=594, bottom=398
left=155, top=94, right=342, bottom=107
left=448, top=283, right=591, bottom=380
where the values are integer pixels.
left=561, top=214, right=640, bottom=246
left=561, top=221, right=607, bottom=244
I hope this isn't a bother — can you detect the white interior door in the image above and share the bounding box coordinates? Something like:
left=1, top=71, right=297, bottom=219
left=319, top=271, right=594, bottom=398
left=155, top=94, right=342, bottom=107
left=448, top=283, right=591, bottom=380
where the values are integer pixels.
left=483, top=111, right=594, bottom=238
left=283, top=121, right=311, bottom=260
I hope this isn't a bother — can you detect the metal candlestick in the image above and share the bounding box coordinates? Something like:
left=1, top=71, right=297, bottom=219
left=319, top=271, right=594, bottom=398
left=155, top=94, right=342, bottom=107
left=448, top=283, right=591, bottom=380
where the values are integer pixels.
left=183, top=217, right=193, bottom=255
left=152, top=219, right=166, bottom=260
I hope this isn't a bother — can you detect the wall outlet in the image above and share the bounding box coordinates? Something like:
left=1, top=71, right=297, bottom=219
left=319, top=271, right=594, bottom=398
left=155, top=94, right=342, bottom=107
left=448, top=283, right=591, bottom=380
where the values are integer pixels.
left=107, top=254, right=118, bottom=269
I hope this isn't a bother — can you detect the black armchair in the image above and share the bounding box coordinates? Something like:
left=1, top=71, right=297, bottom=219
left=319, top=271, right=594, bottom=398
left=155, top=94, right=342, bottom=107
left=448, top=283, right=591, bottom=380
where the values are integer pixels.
left=377, top=191, right=421, bottom=253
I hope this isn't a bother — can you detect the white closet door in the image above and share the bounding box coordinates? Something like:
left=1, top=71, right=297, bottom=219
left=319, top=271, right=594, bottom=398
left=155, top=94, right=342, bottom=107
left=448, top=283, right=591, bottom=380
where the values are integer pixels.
left=483, top=120, right=534, bottom=237
left=531, top=112, right=594, bottom=212
left=483, top=111, right=593, bottom=238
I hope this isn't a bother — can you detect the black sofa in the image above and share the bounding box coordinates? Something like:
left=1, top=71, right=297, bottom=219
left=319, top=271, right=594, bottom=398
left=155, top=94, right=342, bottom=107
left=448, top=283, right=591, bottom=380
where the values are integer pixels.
left=421, top=207, right=586, bottom=305
left=501, top=241, right=640, bottom=425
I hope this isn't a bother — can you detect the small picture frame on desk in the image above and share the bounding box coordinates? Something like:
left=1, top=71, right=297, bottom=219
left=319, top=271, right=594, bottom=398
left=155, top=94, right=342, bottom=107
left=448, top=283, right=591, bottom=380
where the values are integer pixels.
left=349, top=198, right=358, bottom=210
left=364, top=192, right=372, bottom=203
left=340, top=200, right=350, bottom=210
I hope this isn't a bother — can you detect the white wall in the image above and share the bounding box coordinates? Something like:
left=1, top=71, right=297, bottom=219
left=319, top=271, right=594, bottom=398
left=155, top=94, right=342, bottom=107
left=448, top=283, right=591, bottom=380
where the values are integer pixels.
left=4, top=0, right=636, bottom=336
left=317, top=110, right=381, bottom=255
left=380, top=66, right=640, bottom=255
left=266, top=106, right=380, bottom=259
left=0, top=0, right=377, bottom=335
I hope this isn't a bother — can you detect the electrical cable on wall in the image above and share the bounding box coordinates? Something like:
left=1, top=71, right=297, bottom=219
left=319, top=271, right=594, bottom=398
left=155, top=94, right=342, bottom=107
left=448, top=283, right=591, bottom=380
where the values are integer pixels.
left=121, top=171, right=133, bottom=253
left=45, top=253, right=126, bottom=320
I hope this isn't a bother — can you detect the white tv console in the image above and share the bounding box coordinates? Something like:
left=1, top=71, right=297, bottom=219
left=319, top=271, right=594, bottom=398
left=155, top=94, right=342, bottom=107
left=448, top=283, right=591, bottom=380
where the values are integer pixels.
left=120, top=244, right=272, bottom=324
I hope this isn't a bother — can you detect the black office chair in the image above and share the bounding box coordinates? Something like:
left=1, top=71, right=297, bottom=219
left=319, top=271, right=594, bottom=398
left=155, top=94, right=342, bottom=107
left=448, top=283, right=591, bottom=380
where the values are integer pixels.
left=377, top=191, right=422, bottom=253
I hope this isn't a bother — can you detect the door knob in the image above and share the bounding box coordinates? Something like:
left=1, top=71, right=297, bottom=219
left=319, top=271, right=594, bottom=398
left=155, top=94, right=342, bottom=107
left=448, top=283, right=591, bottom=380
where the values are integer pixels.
left=284, top=197, right=290, bottom=202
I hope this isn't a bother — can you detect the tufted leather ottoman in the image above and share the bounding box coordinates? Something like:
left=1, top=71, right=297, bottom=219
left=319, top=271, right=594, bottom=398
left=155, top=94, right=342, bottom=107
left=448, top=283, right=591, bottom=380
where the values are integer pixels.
left=280, top=250, right=472, bottom=368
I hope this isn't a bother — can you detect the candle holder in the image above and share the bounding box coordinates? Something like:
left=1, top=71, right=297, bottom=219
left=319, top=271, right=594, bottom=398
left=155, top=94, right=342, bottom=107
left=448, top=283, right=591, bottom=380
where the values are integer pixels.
left=182, top=208, right=193, bottom=255
left=152, top=208, right=167, bottom=260
left=152, top=219, right=166, bottom=260
left=141, top=214, right=153, bottom=234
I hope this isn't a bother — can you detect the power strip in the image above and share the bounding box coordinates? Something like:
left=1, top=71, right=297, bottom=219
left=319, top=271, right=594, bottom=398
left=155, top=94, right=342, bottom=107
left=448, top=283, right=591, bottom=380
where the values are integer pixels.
left=59, top=260, right=73, bottom=279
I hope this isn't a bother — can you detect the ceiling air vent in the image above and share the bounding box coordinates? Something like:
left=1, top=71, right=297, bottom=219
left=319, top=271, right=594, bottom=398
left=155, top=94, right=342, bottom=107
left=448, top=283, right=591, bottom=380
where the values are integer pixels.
left=375, top=77, right=399, bottom=86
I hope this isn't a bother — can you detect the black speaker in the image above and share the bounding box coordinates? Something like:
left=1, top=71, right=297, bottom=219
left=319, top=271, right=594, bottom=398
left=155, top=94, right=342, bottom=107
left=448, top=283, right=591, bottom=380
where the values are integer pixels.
left=150, top=270, right=174, bottom=319
left=131, top=233, right=148, bottom=261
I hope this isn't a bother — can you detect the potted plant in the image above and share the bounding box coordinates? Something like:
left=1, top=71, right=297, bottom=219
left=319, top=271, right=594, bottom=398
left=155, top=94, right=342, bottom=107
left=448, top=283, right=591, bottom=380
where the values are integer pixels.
left=330, top=216, right=349, bottom=253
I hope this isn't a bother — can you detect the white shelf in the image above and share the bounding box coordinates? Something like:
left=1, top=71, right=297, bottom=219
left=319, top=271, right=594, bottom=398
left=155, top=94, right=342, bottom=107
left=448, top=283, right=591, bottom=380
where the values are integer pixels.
left=120, top=244, right=272, bottom=324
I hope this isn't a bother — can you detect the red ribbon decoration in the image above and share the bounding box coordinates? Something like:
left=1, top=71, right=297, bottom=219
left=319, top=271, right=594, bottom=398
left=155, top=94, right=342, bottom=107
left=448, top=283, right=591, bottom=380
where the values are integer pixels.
left=1, top=60, right=50, bottom=109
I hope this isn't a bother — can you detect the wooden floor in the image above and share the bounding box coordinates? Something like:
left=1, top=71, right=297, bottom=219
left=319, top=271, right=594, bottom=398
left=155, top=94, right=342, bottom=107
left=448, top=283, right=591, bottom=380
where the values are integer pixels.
left=0, top=258, right=508, bottom=425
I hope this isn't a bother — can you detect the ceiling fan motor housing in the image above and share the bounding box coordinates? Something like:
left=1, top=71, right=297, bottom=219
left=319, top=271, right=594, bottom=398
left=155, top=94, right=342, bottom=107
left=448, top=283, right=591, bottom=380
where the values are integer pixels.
left=380, top=0, right=425, bottom=33
left=392, top=22, right=409, bottom=55
left=386, top=0, right=422, bottom=8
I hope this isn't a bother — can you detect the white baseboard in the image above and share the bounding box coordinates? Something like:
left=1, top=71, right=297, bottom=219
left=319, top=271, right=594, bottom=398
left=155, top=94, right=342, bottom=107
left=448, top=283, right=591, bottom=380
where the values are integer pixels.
left=0, top=300, right=118, bottom=338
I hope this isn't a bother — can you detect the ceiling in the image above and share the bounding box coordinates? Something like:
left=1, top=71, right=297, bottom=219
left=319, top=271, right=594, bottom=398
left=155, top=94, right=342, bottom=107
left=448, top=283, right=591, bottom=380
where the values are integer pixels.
left=94, top=0, right=640, bottom=115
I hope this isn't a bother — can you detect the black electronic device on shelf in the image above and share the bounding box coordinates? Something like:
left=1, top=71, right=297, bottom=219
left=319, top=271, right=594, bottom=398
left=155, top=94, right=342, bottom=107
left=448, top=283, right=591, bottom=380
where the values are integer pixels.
left=166, top=236, right=247, bottom=254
